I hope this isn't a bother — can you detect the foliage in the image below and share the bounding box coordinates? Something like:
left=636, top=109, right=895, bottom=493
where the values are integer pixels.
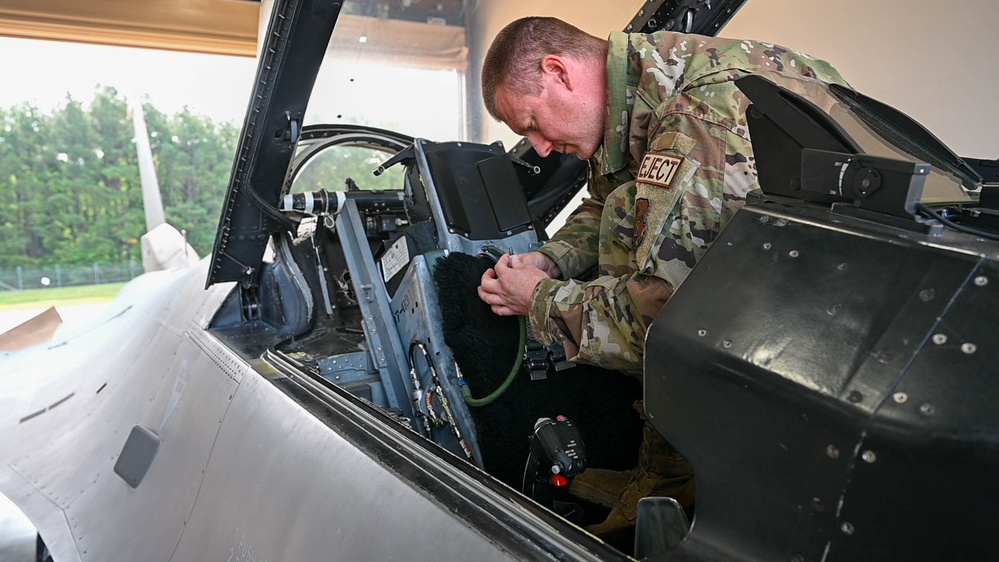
left=0, top=87, right=239, bottom=268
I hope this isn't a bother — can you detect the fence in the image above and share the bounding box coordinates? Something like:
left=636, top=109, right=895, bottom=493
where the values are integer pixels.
left=0, top=261, right=144, bottom=291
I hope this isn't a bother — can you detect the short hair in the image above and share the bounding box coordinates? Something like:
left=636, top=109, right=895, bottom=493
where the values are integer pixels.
left=481, top=17, right=607, bottom=121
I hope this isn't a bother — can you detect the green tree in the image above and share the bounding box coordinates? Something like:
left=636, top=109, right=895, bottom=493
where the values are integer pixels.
left=0, top=87, right=240, bottom=268
left=145, top=105, right=238, bottom=255
left=0, top=103, right=56, bottom=266
left=45, top=88, right=143, bottom=264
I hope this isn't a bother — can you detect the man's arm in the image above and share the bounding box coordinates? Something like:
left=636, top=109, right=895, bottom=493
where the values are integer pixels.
left=477, top=253, right=675, bottom=375
left=529, top=272, right=673, bottom=375
left=536, top=160, right=623, bottom=279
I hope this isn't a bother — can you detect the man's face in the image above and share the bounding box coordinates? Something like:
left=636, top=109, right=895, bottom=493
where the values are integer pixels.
left=494, top=63, right=604, bottom=160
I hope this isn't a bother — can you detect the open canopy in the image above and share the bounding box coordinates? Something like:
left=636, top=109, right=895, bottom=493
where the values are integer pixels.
left=206, top=0, right=748, bottom=288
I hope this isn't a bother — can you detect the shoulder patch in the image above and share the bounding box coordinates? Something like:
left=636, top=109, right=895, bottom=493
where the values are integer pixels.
left=638, top=152, right=684, bottom=189
left=634, top=198, right=649, bottom=242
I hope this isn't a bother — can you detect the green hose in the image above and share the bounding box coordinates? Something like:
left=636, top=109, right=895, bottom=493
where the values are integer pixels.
left=462, top=315, right=527, bottom=407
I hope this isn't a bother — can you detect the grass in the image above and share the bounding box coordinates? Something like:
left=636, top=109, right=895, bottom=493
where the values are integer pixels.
left=0, top=283, right=126, bottom=310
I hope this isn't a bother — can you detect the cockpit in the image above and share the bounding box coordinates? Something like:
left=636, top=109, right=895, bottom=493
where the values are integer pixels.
left=202, top=0, right=999, bottom=558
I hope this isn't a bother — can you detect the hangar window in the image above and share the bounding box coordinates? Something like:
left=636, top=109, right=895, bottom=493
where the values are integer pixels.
left=292, top=143, right=403, bottom=193
left=306, top=14, right=468, bottom=141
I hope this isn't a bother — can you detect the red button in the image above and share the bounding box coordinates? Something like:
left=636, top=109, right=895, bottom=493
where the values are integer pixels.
left=551, top=474, right=568, bottom=487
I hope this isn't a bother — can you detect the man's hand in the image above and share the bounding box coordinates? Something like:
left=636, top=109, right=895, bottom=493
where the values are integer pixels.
left=478, top=253, right=553, bottom=316
left=515, top=251, right=562, bottom=280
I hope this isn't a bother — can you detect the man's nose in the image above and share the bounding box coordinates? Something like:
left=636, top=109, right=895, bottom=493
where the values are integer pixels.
left=527, top=133, right=553, bottom=158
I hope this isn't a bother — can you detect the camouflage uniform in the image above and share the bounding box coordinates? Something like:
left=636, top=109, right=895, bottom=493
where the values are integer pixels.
left=530, top=31, right=848, bottom=375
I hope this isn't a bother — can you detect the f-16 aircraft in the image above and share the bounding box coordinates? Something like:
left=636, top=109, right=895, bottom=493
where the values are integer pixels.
left=2, top=0, right=998, bottom=560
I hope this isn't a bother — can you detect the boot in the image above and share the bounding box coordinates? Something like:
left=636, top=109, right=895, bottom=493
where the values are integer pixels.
left=584, top=420, right=695, bottom=536
left=568, top=467, right=634, bottom=509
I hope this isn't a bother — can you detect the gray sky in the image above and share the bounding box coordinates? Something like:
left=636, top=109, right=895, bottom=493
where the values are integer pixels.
left=0, top=36, right=257, bottom=123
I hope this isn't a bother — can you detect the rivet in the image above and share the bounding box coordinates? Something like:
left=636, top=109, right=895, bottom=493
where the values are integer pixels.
left=861, top=450, right=877, bottom=463
left=811, top=496, right=825, bottom=511
left=776, top=219, right=788, bottom=226
left=918, top=289, right=935, bottom=302
left=932, top=333, right=947, bottom=345
left=826, top=444, right=840, bottom=459
left=697, top=329, right=707, bottom=337
left=763, top=242, right=772, bottom=250
left=974, top=275, right=988, bottom=286
left=836, top=263, right=848, bottom=272
left=919, top=403, right=936, bottom=416
left=789, top=250, right=799, bottom=258
left=841, top=522, right=855, bottom=535
left=892, top=392, right=908, bottom=404
left=827, top=304, right=842, bottom=316
left=722, top=339, right=732, bottom=348
left=847, top=391, right=863, bottom=403
left=961, top=342, right=977, bottom=354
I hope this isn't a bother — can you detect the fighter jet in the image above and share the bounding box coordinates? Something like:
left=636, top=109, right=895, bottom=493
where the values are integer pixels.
left=2, top=0, right=998, bottom=560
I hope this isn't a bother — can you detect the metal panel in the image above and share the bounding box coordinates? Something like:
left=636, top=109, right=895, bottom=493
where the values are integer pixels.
left=390, top=254, right=483, bottom=466
left=1, top=259, right=626, bottom=561
left=169, top=357, right=618, bottom=561
left=63, top=330, right=242, bottom=558
left=0, top=262, right=235, bottom=562
left=833, top=259, right=999, bottom=560
left=336, top=199, right=414, bottom=416
left=411, top=139, right=540, bottom=256
left=113, top=425, right=161, bottom=488
left=644, top=202, right=997, bottom=561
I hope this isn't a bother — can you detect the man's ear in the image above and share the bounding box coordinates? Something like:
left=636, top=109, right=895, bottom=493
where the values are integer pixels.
left=540, top=54, right=573, bottom=90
